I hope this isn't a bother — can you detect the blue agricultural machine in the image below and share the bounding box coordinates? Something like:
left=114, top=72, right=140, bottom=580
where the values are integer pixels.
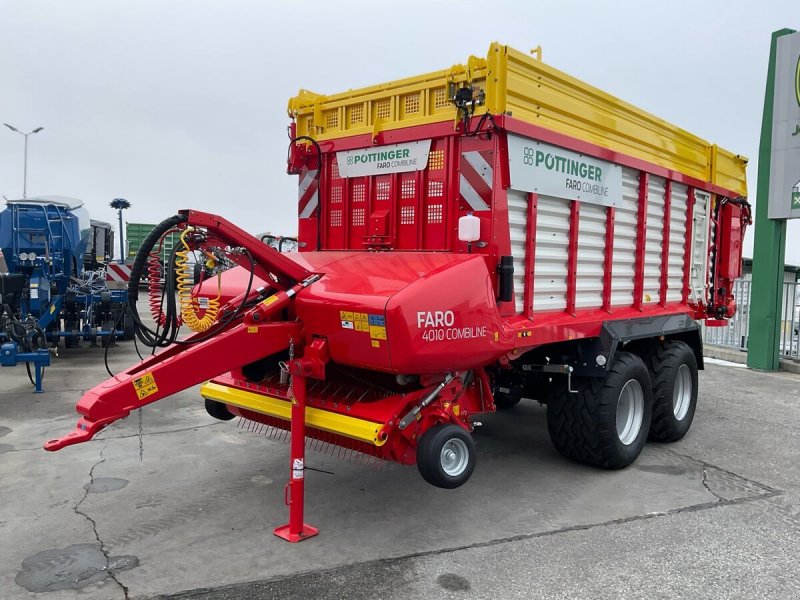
left=0, top=196, right=132, bottom=391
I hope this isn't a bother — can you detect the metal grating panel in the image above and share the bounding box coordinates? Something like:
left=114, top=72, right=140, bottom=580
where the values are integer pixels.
left=348, top=104, right=364, bottom=125
left=352, top=208, right=365, bottom=227
left=691, top=191, right=710, bottom=304
left=403, top=93, right=420, bottom=115
left=400, top=206, right=415, bottom=225
left=611, top=168, right=640, bottom=307
left=376, top=181, right=390, bottom=201
left=325, top=110, right=338, bottom=129
left=374, top=99, right=391, bottom=120
left=667, top=183, right=688, bottom=302
left=429, top=150, right=444, bottom=170
left=427, top=204, right=443, bottom=224
left=575, top=203, right=606, bottom=309
left=507, top=189, right=528, bottom=314
left=433, top=88, right=449, bottom=109
left=534, top=195, right=571, bottom=312
left=331, top=187, right=342, bottom=203
left=330, top=210, right=342, bottom=227
left=401, top=178, right=415, bottom=199
left=643, top=175, right=666, bottom=304
left=353, top=183, right=365, bottom=202
left=428, top=180, right=443, bottom=197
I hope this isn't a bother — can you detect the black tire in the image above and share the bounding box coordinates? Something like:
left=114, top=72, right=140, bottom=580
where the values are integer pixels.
left=205, top=398, right=235, bottom=421
left=643, top=341, right=698, bottom=443
left=122, top=313, right=135, bottom=341
left=493, top=392, right=522, bottom=410
left=546, top=352, right=652, bottom=469
left=416, top=424, right=476, bottom=489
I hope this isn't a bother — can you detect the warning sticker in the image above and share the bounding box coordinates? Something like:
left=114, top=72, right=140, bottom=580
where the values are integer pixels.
left=339, top=310, right=386, bottom=338
left=369, top=325, right=387, bottom=340
left=292, top=458, right=304, bottom=480
left=371, top=340, right=381, bottom=348
left=132, top=372, right=159, bottom=400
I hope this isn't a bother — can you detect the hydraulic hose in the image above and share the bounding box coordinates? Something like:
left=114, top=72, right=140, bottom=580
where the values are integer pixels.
left=176, top=228, right=221, bottom=332
left=128, top=213, right=187, bottom=347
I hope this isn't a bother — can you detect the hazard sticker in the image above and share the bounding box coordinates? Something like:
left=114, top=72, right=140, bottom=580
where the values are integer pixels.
left=369, top=325, right=387, bottom=340
left=341, top=320, right=354, bottom=329
left=371, top=340, right=381, bottom=348
left=132, top=372, right=159, bottom=400
left=292, top=458, right=304, bottom=480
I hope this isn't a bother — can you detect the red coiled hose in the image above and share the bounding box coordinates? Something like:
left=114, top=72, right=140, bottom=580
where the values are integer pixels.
left=148, top=252, right=181, bottom=327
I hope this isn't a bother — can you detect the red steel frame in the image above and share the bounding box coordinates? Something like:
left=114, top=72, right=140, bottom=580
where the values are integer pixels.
left=683, top=188, right=696, bottom=304
left=602, top=206, right=616, bottom=313
left=301, top=116, right=741, bottom=325
left=523, top=192, right=538, bottom=319
left=633, top=172, right=649, bottom=311
left=566, top=200, right=580, bottom=316
left=660, top=180, right=672, bottom=306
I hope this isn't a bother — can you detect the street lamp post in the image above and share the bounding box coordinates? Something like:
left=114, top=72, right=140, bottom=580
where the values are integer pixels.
left=4, top=124, right=44, bottom=198
left=110, top=198, right=131, bottom=263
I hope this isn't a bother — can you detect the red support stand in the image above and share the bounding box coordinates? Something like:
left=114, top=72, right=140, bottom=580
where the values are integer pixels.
left=273, top=370, right=319, bottom=543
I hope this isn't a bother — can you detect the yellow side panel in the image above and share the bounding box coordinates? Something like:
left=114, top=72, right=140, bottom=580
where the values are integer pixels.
left=711, top=145, right=749, bottom=197
left=289, top=65, right=486, bottom=141
left=493, top=44, right=747, bottom=197
left=288, top=43, right=747, bottom=196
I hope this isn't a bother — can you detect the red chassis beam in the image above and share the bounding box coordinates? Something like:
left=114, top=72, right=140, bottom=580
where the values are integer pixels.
left=45, top=319, right=302, bottom=451
left=44, top=208, right=322, bottom=452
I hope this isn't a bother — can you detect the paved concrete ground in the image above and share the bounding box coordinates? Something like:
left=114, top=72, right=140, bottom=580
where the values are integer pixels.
left=1, top=338, right=798, bottom=599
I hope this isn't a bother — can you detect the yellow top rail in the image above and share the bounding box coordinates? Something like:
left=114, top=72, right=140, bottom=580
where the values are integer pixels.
left=288, top=43, right=747, bottom=196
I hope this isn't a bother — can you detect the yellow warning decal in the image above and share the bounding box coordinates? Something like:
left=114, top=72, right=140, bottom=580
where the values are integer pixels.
left=50, top=305, right=56, bottom=314
left=340, top=310, right=354, bottom=321
left=247, top=326, right=258, bottom=333
left=262, top=295, right=279, bottom=306
left=371, top=340, right=381, bottom=348
left=132, top=372, right=159, bottom=400
left=369, top=325, right=387, bottom=340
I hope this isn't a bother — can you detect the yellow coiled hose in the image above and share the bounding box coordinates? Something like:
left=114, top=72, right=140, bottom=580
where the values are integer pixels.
left=176, top=228, right=221, bottom=332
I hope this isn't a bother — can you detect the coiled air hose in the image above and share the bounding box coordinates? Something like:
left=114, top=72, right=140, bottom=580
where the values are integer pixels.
left=128, top=214, right=188, bottom=348
left=176, top=228, right=221, bottom=332
left=126, top=212, right=257, bottom=350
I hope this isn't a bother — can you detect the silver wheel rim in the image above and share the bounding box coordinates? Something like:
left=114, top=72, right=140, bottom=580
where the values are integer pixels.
left=673, top=364, right=692, bottom=421
left=616, top=379, right=644, bottom=446
left=440, top=438, right=470, bottom=477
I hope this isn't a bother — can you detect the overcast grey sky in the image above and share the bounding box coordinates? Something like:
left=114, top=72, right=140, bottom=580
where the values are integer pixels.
left=1, top=0, right=798, bottom=262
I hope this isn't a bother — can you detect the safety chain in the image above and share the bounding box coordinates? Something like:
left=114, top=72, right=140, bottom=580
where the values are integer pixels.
left=138, top=407, right=144, bottom=461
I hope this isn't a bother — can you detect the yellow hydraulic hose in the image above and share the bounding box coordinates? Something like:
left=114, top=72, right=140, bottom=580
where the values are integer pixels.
left=177, top=228, right=221, bottom=332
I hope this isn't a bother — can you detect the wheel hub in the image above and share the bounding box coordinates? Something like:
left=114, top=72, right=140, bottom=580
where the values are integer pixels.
left=672, top=364, right=692, bottom=421
left=440, top=439, right=469, bottom=476
left=616, top=379, right=644, bottom=446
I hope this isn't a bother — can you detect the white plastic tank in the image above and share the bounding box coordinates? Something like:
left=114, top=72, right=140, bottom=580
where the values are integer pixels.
left=458, top=212, right=481, bottom=242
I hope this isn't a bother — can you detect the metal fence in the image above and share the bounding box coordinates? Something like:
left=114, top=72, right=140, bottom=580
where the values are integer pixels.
left=703, top=279, right=800, bottom=361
